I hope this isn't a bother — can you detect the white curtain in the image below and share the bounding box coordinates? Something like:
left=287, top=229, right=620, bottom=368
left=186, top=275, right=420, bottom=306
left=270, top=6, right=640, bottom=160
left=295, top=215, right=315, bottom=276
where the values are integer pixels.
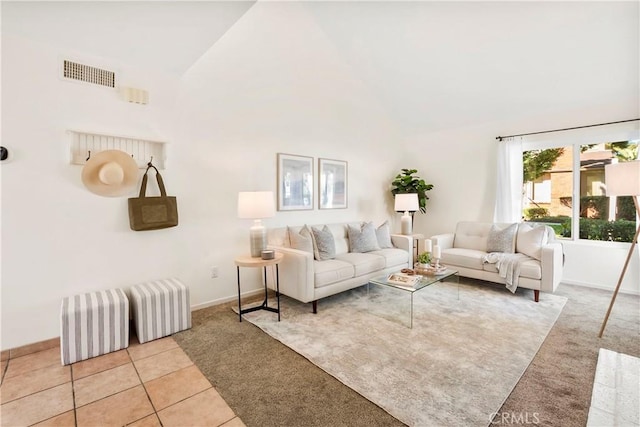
left=494, top=137, right=523, bottom=223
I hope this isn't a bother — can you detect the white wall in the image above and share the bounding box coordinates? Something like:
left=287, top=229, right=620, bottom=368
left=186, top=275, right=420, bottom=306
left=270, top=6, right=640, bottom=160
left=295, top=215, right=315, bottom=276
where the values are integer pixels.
left=0, top=2, right=404, bottom=350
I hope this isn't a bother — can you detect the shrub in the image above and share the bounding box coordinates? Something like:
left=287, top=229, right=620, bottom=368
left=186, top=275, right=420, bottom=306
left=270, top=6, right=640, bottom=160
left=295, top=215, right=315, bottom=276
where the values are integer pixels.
left=524, top=207, right=548, bottom=220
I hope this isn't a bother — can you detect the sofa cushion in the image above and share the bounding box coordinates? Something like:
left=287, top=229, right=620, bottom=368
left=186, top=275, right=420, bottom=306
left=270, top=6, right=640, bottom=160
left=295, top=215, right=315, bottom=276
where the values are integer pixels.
left=335, top=253, right=385, bottom=277
left=375, top=221, right=394, bottom=249
left=287, top=226, right=314, bottom=254
left=311, top=225, right=336, bottom=260
left=453, top=222, right=493, bottom=251
left=368, top=248, right=409, bottom=268
left=314, top=259, right=355, bottom=288
left=482, top=258, right=542, bottom=279
left=516, top=223, right=548, bottom=260
left=486, top=223, right=518, bottom=253
left=348, top=222, right=381, bottom=253
left=441, top=248, right=486, bottom=270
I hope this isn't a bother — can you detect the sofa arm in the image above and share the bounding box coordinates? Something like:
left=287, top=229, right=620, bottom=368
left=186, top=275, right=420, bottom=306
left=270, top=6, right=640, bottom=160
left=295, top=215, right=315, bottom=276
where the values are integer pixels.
left=267, top=245, right=315, bottom=303
left=390, top=234, right=413, bottom=254
left=431, top=233, right=455, bottom=250
left=540, top=242, right=563, bottom=293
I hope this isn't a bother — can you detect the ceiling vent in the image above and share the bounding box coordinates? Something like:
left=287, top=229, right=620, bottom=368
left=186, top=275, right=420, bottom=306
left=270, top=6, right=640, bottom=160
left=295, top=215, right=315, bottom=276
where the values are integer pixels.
left=62, top=60, right=115, bottom=88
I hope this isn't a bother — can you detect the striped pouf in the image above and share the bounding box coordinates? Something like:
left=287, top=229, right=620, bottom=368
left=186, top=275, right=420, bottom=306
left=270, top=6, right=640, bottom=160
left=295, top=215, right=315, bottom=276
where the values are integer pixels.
left=60, top=288, right=129, bottom=365
left=130, top=278, right=191, bottom=344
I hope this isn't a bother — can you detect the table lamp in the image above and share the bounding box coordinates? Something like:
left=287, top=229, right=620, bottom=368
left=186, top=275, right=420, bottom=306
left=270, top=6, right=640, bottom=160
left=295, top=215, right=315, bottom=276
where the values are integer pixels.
left=238, top=191, right=276, bottom=257
left=394, top=193, right=419, bottom=235
left=599, top=160, right=640, bottom=337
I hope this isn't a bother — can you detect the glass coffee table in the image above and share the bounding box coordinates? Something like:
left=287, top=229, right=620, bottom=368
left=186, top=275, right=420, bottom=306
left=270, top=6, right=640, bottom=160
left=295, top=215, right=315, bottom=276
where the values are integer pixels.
left=368, top=269, right=459, bottom=328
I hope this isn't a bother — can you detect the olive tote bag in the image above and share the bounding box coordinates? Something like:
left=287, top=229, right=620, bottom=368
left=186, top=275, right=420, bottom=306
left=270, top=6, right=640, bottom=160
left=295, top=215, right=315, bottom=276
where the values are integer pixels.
left=128, top=164, right=178, bottom=231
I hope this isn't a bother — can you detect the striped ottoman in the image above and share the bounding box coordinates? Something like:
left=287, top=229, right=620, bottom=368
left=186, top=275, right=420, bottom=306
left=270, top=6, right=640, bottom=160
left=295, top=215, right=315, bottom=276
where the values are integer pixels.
left=60, top=288, right=129, bottom=365
left=130, top=278, right=191, bottom=344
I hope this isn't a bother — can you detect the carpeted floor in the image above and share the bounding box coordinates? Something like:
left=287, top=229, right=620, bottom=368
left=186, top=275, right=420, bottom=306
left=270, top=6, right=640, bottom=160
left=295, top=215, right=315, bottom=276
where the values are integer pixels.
left=174, top=281, right=640, bottom=427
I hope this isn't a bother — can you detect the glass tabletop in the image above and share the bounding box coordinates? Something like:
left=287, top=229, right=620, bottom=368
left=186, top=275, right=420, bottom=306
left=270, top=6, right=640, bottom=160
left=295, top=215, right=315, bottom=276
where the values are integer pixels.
left=369, top=269, right=459, bottom=293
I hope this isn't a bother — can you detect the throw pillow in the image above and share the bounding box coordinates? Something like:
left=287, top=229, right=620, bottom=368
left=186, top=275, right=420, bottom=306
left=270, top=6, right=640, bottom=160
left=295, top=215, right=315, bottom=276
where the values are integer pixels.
left=375, top=220, right=394, bottom=249
left=486, top=223, right=518, bottom=253
left=287, top=226, right=314, bottom=254
left=311, top=225, right=336, bottom=260
left=516, top=223, right=548, bottom=260
left=348, top=222, right=381, bottom=253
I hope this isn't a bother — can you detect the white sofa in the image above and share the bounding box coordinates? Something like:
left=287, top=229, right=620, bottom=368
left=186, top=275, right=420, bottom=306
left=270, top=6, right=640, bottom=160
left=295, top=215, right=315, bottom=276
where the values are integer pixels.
left=431, top=221, right=564, bottom=302
left=267, top=222, right=412, bottom=312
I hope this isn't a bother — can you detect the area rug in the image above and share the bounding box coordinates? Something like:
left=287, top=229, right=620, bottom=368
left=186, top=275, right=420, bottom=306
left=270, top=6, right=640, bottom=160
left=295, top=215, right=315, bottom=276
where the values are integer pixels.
left=240, top=280, right=567, bottom=427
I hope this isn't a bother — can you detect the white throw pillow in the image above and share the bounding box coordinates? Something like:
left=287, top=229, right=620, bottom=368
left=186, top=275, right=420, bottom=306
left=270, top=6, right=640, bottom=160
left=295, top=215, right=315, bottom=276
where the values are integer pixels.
left=287, top=226, right=314, bottom=254
left=375, top=220, right=394, bottom=249
left=311, top=225, right=336, bottom=260
left=348, top=222, right=381, bottom=253
left=516, top=223, right=548, bottom=260
left=486, top=223, right=518, bottom=253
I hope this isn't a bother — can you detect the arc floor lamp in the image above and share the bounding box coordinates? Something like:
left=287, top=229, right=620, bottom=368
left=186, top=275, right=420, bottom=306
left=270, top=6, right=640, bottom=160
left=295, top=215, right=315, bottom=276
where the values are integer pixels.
left=599, top=160, right=640, bottom=338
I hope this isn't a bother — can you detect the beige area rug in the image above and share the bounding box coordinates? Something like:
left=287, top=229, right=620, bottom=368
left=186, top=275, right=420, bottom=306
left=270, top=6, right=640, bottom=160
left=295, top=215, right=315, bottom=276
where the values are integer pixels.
left=240, top=280, right=567, bottom=427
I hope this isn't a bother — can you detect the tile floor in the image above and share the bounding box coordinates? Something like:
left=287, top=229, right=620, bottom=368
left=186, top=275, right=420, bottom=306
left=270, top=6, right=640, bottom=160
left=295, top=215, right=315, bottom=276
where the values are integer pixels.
left=0, top=336, right=245, bottom=426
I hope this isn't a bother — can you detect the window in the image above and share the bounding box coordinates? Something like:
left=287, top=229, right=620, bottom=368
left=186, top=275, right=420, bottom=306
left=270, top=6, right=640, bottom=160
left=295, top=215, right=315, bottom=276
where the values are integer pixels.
left=522, top=138, right=638, bottom=243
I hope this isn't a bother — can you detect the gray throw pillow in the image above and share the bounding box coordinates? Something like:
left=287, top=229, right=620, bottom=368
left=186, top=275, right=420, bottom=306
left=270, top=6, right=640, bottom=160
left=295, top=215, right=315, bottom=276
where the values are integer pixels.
left=486, top=223, right=518, bottom=253
left=287, top=226, right=314, bottom=254
left=375, top=220, right=394, bottom=249
left=349, top=222, right=381, bottom=253
left=311, top=225, right=336, bottom=260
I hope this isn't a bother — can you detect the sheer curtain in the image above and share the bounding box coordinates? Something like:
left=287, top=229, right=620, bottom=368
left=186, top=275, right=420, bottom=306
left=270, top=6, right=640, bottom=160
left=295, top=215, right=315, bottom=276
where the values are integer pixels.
left=494, top=137, right=523, bottom=223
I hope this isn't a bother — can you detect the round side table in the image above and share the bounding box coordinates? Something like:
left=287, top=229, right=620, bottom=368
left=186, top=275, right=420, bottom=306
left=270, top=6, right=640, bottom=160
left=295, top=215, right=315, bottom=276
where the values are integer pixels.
left=234, top=252, right=284, bottom=322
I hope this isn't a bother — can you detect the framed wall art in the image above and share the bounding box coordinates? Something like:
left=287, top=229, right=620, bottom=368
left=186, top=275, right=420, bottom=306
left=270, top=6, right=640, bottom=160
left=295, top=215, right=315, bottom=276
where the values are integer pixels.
left=277, top=153, right=314, bottom=211
left=319, top=158, right=347, bottom=209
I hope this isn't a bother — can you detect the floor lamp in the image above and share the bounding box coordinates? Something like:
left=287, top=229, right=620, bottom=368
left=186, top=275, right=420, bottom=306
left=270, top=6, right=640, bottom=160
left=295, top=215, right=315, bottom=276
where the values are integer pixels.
left=598, top=160, right=640, bottom=338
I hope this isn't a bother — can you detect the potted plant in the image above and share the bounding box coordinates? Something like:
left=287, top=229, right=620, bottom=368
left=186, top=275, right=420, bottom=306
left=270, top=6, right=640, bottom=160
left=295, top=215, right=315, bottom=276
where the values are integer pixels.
left=391, top=169, right=434, bottom=214
left=417, top=252, right=431, bottom=268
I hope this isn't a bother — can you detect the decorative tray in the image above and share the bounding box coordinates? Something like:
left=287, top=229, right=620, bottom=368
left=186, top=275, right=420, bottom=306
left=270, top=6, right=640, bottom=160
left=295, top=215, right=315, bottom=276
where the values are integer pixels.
left=416, top=265, right=448, bottom=275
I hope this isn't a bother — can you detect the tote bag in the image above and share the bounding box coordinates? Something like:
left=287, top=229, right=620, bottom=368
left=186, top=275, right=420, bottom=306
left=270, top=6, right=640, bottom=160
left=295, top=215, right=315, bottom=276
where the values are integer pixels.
left=128, top=164, right=178, bottom=231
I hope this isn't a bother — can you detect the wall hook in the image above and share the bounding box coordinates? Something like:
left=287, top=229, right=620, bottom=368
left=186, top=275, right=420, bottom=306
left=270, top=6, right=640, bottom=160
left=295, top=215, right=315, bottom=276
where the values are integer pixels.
left=86, top=150, right=91, bottom=161
left=147, top=156, right=154, bottom=167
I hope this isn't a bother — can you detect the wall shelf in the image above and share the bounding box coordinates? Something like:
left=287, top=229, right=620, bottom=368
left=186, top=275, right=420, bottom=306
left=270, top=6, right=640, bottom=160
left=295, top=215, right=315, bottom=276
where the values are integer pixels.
left=68, top=130, right=167, bottom=169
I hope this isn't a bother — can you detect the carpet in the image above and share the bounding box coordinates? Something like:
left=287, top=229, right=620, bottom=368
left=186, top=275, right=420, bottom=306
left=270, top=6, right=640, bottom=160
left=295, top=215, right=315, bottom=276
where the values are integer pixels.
left=240, top=280, right=567, bottom=427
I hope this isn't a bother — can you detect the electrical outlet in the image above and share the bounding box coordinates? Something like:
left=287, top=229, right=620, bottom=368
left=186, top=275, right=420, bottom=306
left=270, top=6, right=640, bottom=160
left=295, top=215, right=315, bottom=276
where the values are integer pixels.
left=211, top=266, right=218, bottom=278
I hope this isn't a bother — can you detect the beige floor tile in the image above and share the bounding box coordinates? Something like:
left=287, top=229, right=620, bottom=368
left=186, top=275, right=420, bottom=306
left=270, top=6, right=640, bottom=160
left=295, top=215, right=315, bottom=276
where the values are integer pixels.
left=157, top=388, right=235, bottom=427
left=221, top=417, right=247, bottom=427
left=144, top=365, right=212, bottom=410
left=0, top=364, right=70, bottom=403
left=1, top=359, right=7, bottom=385
left=127, top=413, right=162, bottom=427
left=0, top=382, right=73, bottom=427
left=10, top=338, right=60, bottom=359
left=1, top=350, right=9, bottom=362
left=75, top=385, right=154, bottom=427
left=133, top=347, right=192, bottom=382
left=127, top=337, right=178, bottom=361
left=74, top=362, right=141, bottom=407
left=32, top=410, right=76, bottom=426
left=72, top=349, right=131, bottom=379
left=5, top=347, right=60, bottom=379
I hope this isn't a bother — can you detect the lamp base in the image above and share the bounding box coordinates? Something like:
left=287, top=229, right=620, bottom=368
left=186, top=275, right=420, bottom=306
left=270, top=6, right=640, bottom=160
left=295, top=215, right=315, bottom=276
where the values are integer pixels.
left=401, top=212, right=412, bottom=235
left=249, top=221, right=267, bottom=258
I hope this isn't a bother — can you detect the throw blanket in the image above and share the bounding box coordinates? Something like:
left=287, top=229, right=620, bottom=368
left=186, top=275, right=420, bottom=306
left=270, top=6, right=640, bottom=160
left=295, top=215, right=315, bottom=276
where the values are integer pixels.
left=483, top=252, right=532, bottom=293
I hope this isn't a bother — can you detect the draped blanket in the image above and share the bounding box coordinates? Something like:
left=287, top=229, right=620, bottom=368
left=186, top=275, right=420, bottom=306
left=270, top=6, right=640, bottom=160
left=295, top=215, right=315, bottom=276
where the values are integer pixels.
left=483, top=252, right=532, bottom=293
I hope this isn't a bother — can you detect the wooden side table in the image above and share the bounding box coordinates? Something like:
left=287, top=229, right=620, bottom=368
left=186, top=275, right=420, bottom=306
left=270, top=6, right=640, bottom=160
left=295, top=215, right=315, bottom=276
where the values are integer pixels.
left=235, top=252, right=284, bottom=322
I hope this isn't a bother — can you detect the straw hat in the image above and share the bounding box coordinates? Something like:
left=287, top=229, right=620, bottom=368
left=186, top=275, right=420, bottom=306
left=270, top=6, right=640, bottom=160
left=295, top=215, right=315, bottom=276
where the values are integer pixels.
left=81, top=150, right=139, bottom=197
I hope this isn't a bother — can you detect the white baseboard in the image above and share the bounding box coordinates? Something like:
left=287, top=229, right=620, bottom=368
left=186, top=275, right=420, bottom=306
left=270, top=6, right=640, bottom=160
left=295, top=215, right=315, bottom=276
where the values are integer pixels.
left=191, top=288, right=265, bottom=312
left=561, top=280, right=640, bottom=296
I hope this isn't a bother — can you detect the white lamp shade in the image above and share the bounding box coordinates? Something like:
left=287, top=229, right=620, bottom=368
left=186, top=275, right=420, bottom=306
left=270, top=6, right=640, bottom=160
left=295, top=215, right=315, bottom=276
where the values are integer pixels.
left=238, top=191, right=275, bottom=219
left=394, top=193, right=419, bottom=212
left=605, top=161, right=640, bottom=196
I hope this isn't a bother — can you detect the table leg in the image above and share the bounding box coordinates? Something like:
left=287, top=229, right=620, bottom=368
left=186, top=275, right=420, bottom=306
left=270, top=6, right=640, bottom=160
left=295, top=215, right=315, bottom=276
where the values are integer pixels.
left=276, top=264, right=281, bottom=321
left=237, top=266, right=242, bottom=322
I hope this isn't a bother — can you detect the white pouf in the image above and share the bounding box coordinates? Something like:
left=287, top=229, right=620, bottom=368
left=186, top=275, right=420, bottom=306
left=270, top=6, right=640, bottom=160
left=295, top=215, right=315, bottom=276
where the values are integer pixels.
left=60, top=288, right=129, bottom=365
left=130, top=278, right=191, bottom=344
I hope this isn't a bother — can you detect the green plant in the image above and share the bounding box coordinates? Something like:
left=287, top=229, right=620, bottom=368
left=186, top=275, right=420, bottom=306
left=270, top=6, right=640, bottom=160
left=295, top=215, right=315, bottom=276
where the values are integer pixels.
left=524, top=207, right=548, bottom=220
left=391, top=169, right=434, bottom=214
left=417, top=252, right=431, bottom=264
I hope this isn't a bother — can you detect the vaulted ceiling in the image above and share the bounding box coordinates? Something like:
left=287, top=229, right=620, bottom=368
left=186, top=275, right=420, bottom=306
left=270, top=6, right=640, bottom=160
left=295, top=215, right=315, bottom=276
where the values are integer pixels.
left=3, top=1, right=638, bottom=135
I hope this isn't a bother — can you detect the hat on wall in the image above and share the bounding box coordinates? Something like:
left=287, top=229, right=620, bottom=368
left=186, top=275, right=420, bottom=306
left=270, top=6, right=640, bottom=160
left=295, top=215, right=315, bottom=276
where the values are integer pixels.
left=81, top=150, right=139, bottom=197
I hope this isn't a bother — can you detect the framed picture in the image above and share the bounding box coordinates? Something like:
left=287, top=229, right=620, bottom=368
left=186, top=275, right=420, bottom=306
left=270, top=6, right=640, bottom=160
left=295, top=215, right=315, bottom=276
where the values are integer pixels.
left=319, top=158, right=348, bottom=209
left=277, top=153, right=314, bottom=211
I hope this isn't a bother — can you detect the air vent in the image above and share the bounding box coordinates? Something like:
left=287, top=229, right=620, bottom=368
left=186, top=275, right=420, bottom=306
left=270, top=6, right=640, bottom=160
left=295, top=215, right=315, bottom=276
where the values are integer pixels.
left=63, top=60, right=115, bottom=88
